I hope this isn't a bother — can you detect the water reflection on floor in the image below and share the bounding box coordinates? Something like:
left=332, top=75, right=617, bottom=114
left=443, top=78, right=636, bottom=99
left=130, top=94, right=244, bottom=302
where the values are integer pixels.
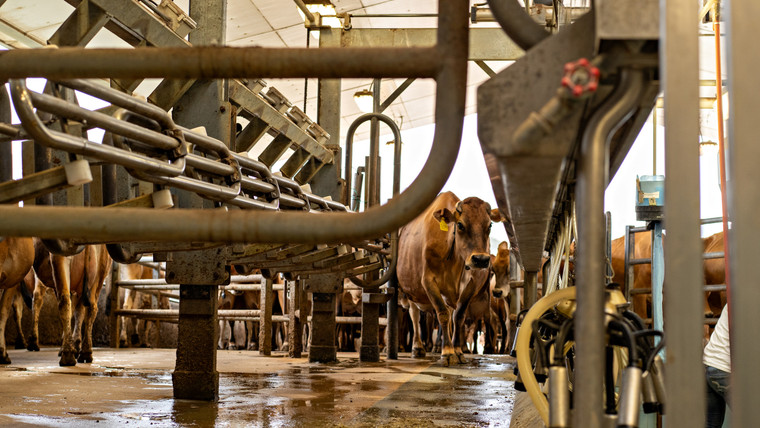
left=1, top=348, right=516, bottom=427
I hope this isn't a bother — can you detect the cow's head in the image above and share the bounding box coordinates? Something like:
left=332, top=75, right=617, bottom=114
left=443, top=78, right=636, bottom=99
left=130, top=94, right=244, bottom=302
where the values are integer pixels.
left=490, top=241, right=511, bottom=299
left=433, top=197, right=503, bottom=278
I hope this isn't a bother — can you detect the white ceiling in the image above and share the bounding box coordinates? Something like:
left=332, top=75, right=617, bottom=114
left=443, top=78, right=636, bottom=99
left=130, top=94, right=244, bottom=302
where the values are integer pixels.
left=0, top=0, right=510, bottom=143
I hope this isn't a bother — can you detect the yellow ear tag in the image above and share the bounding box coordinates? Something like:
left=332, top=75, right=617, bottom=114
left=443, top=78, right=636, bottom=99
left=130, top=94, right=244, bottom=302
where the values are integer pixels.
left=439, top=219, right=449, bottom=232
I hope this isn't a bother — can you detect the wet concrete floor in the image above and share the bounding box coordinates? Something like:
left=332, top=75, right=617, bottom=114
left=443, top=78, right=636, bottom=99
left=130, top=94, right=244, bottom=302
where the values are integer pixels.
left=0, top=347, right=518, bottom=427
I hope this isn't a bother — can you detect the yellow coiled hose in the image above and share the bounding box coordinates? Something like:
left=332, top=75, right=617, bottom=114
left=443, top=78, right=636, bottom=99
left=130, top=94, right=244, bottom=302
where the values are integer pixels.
left=515, top=286, right=577, bottom=426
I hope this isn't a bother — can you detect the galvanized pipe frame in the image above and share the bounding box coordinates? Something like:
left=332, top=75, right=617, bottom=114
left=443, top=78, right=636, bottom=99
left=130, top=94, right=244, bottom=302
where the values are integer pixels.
left=0, top=0, right=469, bottom=246
left=575, top=68, right=644, bottom=428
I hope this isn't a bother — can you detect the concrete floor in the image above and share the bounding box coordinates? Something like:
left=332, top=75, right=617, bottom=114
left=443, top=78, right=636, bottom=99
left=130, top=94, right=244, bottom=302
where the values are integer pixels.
left=0, top=347, right=519, bottom=427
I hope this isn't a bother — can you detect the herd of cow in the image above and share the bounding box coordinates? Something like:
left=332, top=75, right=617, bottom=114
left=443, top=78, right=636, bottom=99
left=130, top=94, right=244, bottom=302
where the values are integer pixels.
left=0, top=191, right=727, bottom=367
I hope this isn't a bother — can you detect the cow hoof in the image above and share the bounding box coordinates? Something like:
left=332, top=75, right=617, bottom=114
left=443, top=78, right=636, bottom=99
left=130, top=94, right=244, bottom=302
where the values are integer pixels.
left=59, top=351, right=77, bottom=367
left=281, top=342, right=289, bottom=352
left=77, top=352, right=93, bottom=364
left=15, top=338, right=27, bottom=350
left=131, top=334, right=140, bottom=346
left=456, top=353, right=467, bottom=364
left=412, top=347, right=426, bottom=358
left=441, top=353, right=458, bottom=367
left=0, top=352, right=10, bottom=364
left=27, top=342, right=40, bottom=352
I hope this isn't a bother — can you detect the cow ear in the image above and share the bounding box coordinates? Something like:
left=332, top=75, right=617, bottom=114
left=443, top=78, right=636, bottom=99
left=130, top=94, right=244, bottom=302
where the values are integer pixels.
left=490, top=208, right=505, bottom=222
left=433, top=208, right=456, bottom=224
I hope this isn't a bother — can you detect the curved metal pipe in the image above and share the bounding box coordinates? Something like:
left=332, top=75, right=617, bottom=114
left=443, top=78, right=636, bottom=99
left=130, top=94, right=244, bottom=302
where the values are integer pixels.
left=486, top=0, right=550, bottom=51
left=574, top=68, right=644, bottom=427
left=343, top=112, right=402, bottom=288
left=11, top=81, right=187, bottom=178
left=0, top=85, right=12, bottom=182
left=0, top=0, right=468, bottom=245
left=343, top=112, right=402, bottom=205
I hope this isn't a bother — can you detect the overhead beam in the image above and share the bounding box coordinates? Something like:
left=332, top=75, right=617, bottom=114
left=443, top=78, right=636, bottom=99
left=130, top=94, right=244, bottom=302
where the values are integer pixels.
left=325, top=27, right=524, bottom=61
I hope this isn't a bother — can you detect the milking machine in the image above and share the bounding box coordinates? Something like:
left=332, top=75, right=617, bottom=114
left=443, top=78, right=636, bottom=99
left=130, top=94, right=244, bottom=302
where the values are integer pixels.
left=513, top=285, right=666, bottom=428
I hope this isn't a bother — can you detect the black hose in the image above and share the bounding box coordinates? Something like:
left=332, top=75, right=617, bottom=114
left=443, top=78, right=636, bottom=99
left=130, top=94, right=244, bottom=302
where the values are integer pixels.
left=608, top=319, right=638, bottom=367
left=604, top=346, right=617, bottom=414
left=486, top=0, right=550, bottom=51
left=553, top=317, right=574, bottom=366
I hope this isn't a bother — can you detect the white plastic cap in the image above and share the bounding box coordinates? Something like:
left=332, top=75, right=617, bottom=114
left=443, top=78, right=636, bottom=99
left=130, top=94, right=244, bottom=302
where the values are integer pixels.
left=63, top=159, right=93, bottom=186
left=151, top=189, right=174, bottom=210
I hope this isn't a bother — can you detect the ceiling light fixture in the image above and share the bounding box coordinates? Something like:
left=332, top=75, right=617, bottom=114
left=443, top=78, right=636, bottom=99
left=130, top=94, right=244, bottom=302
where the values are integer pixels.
left=297, top=0, right=342, bottom=29
left=353, top=89, right=374, bottom=113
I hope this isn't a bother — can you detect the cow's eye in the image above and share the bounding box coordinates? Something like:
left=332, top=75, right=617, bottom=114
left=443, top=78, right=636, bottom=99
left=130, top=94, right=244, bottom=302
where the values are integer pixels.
left=487, top=224, right=492, bottom=233
left=457, top=222, right=465, bottom=232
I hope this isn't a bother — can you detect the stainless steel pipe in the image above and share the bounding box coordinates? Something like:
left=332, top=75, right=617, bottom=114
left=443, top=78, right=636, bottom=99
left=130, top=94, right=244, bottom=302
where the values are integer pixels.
left=0, top=46, right=441, bottom=80
left=575, top=68, right=644, bottom=428
left=0, top=0, right=468, bottom=245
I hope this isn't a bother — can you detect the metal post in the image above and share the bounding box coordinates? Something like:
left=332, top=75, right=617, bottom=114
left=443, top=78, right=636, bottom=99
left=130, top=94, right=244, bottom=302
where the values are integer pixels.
left=575, top=69, right=643, bottom=428
left=0, top=86, right=11, bottom=182
left=725, top=0, right=760, bottom=425
left=661, top=0, right=704, bottom=425
left=624, top=225, right=633, bottom=302
left=305, top=273, right=342, bottom=363
left=312, top=27, right=343, bottom=202
left=171, top=0, right=226, bottom=402
left=173, top=283, right=219, bottom=401
left=108, top=263, right=120, bottom=348
left=387, top=274, right=399, bottom=360
left=524, top=271, right=537, bottom=309
left=287, top=279, right=304, bottom=358
left=258, top=276, right=273, bottom=356
left=650, top=221, right=664, bottom=340
left=360, top=80, right=383, bottom=362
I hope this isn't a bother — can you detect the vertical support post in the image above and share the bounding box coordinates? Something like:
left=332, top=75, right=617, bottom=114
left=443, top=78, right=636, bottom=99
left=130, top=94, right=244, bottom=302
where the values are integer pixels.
left=311, top=27, right=344, bottom=201
left=305, top=273, right=342, bottom=363
left=258, top=276, right=273, bottom=356
left=605, top=211, right=612, bottom=284
left=661, top=0, right=704, bottom=425
left=0, top=86, right=12, bottom=182
left=170, top=0, right=227, bottom=402
left=651, top=221, right=664, bottom=339
left=173, top=284, right=219, bottom=401
left=288, top=278, right=304, bottom=358
left=360, top=290, right=381, bottom=362
left=360, top=80, right=383, bottom=362
left=108, top=263, right=120, bottom=348
left=726, top=0, right=760, bottom=425
left=387, top=276, right=399, bottom=360
left=524, top=271, right=538, bottom=309
left=624, top=225, right=633, bottom=302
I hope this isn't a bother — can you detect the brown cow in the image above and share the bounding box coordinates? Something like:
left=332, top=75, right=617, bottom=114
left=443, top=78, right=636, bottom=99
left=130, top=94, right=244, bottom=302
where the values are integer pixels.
left=397, top=192, right=502, bottom=366
left=610, top=232, right=653, bottom=319
left=702, top=231, right=726, bottom=317
left=611, top=231, right=723, bottom=322
left=30, top=240, right=112, bottom=365
left=0, top=237, right=35, bottom=363
left=119, top=263, right=168, bottom=348
left=464, top=242, right=512, bottom=354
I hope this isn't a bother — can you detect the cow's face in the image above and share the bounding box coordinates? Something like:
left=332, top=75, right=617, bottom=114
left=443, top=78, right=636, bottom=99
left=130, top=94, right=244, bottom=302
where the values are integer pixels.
left=434, top=197, right=503, bottom=278
left=491, top=241, right=510, bottom=299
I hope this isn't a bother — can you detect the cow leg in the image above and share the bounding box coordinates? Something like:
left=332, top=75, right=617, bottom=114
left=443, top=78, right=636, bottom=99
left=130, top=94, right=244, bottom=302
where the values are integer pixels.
left=52, top=255, right=77, bottom=366
left=12, top=290, right=27, bottom=349
left=452, top=280, right=485, bottom=364
left=0, top=287, right=17, bottom=363
left=409, top=304, right=426, bottom=357
left=498, top=311, right=509, bottom=354
left=72, top=300, right=86, bottom=354
left=28, top=279, right=44, bottom=352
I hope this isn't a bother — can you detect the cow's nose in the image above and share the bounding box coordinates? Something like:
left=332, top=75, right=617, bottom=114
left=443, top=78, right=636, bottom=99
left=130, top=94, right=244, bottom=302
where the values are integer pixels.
left=471, top=254, right=490, bottom=269
left=492, top=289, right=503, bottom=299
